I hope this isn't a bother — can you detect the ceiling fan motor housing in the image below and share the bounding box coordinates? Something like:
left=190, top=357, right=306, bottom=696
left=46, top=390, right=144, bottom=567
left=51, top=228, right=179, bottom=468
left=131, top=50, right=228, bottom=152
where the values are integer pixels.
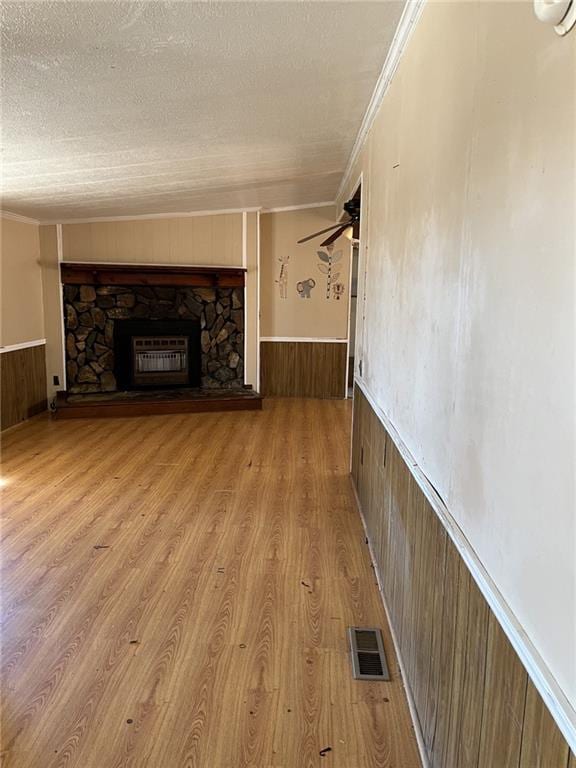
left=344, top=198, right=360, bottom=220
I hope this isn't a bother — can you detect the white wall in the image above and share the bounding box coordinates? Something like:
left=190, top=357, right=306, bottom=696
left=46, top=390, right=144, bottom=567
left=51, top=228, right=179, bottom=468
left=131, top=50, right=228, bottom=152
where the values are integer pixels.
left=340, top=0, right=576, bottom=716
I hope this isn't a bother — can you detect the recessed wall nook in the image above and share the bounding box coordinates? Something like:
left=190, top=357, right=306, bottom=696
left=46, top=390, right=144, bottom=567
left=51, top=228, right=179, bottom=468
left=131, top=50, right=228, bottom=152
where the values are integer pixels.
left=57, top=262, right=261, bottom=417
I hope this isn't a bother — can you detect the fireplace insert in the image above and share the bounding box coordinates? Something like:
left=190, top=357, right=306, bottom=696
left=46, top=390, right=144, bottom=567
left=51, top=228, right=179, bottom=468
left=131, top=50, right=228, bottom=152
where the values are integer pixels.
left=114, top=319, right=201, bottom=390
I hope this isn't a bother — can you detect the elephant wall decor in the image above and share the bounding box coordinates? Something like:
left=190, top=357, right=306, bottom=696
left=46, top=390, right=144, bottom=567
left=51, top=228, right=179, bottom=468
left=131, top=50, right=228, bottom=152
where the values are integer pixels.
left=296, top=278, right=316, bottom=299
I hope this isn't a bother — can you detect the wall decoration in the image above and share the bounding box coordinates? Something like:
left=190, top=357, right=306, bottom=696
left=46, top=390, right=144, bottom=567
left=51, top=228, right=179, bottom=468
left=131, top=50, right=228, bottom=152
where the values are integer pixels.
left=296, top=278, right=316, bottom=299
left=332, top=282, right=345, bottom=300
left=275, top=255, right=290, bottom=299
left=317, top=246, right=342, bottom=299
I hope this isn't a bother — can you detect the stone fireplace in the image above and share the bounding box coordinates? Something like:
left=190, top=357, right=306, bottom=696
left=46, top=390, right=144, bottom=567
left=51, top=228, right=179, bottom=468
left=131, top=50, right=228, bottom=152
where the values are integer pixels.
left=62, top=264, right=246, bottom=394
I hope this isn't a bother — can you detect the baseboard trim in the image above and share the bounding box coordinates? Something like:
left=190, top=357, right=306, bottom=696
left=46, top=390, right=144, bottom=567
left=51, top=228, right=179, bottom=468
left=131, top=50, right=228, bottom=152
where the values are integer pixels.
left=354, top=376, right=576, bottom=753
left=0, top=410, right=49, bottom=435
left=351, top=478, right=431, bottom=768
left=0, top=339, right=46, bottom=354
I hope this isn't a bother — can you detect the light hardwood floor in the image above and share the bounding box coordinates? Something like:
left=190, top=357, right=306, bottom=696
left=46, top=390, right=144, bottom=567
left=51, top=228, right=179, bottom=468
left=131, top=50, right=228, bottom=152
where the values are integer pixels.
left=0, top=399, right=420, bottom=768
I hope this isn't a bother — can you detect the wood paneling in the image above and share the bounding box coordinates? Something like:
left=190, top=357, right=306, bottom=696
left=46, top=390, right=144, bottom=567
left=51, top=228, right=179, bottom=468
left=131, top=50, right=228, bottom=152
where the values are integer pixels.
left=62, top=214, right=243, bottom=266
left=0, top=398, right=420, bottom=767
left=0, top=344, right=47, bottom=430
left=519, top=680, right=570, bottom=768
left=260, top=341, right=347, bottom=398
left=351, top=385, right=572, bottom=768
left=453, top=577, right=490, bottom=768
left=478, top=613, right=528, bottom=768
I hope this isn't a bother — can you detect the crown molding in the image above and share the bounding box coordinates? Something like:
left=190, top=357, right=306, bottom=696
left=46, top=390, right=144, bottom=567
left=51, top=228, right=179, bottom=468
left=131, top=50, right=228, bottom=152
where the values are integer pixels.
left=29, top=201, right=336, bottom=225
left=336, top=0, right=426, bottom=203
left=1, top=210, right=41, bottom=225
left=40, top=206, right=262, bottom=226
left=261, top=201, right=335, bottom=214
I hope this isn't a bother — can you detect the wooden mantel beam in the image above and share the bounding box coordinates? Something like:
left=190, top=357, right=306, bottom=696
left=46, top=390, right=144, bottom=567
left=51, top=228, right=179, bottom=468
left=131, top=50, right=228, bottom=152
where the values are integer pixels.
left=60, top=262, right=246, bottom=288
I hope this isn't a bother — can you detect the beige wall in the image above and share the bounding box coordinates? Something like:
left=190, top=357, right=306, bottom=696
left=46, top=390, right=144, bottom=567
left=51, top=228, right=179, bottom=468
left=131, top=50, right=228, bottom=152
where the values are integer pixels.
left=339, top=2, right=576, bottom=714
left=62, top=213, right=243, bottom=265
left=39, top=225, right=65, bottom=398
left=0, top=217, right=44, bottom=347
left=260, top=207, right=351, bottom=339
left=244, top=212, right=259, bottom=389
left=43, top=211, right=258, bottom=393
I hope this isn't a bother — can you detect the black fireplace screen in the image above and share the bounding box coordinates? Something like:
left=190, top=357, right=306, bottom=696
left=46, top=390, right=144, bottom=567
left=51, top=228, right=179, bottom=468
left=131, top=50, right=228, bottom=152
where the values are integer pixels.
left=114, top=319, right=201, bottom=390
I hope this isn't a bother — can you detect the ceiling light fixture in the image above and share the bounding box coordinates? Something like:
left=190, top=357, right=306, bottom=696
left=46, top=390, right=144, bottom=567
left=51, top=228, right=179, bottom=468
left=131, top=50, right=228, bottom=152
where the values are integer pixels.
left=534, top=0, right=576, bottom=34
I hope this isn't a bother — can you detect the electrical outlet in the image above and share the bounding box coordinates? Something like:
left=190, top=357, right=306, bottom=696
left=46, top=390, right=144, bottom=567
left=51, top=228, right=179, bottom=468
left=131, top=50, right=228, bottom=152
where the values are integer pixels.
left=53, top=375, right=60, bottom=386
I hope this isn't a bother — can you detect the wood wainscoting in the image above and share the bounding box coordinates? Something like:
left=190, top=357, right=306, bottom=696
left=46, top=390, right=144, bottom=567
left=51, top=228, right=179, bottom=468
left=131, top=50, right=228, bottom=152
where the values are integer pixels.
left=260, top=340, right=347, bottom=398
left=0, top=343, right=48, bottom=431
left=351, top=385, right=574, bottom=768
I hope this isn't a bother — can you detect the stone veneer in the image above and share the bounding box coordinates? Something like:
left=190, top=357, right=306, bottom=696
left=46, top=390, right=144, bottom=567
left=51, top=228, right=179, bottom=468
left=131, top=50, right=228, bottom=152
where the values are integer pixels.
left=63, top=284, right=244, bottom=393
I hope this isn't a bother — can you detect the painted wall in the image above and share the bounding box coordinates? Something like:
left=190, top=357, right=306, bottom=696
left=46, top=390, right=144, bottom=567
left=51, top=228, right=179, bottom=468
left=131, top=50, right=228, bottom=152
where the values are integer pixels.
left=41, top=211, right=262, bottom=391
left=0, top=216, right=45, bottom=347
left=339, top=0, right=576, bottom=717
left=39, top=225, right=65, bottom=398
left=244, top=212, right=259, bottom=389
left=260, top=207, right=351, bottom=339
left=61, top=214, right=243, bottom=265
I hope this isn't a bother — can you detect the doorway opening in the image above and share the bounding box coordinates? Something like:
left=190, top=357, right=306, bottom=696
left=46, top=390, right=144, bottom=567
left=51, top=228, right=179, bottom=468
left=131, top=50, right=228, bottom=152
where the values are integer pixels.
left=345, top=182, right=362, bottom=397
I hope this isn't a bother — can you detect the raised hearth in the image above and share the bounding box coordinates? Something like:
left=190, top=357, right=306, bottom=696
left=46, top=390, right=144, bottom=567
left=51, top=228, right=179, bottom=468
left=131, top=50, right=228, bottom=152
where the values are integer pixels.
left=54, top=387, right=263, bottom=419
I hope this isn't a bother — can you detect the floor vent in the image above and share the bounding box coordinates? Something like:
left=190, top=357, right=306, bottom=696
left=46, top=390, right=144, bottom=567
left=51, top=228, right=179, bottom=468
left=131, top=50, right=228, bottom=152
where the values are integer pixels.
left=348, top=627, right=390, bottom=681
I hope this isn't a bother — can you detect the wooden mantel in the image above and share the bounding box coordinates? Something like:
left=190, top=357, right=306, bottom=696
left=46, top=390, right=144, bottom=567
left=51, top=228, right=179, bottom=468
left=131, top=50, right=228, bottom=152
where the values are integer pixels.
left=60, top=262, right=246, bottom=288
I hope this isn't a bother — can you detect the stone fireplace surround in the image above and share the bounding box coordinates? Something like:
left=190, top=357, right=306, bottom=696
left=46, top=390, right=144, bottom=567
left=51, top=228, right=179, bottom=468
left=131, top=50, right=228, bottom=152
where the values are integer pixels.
left=62, top=264, right=245, bottom=394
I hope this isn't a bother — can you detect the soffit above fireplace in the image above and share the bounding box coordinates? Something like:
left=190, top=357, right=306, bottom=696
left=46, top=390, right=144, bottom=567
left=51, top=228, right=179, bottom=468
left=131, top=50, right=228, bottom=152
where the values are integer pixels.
left=60, top=263, right=245, bottom=288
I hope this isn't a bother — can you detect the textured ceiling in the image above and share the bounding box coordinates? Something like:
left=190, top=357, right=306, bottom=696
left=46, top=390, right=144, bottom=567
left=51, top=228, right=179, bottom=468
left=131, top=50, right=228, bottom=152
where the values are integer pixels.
left=1, top=1, right=404, bottom=221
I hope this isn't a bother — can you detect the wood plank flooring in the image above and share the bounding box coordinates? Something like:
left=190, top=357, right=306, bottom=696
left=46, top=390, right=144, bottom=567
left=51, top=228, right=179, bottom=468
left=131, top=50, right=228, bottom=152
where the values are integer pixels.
left=0, top=399, right=420, bottom=768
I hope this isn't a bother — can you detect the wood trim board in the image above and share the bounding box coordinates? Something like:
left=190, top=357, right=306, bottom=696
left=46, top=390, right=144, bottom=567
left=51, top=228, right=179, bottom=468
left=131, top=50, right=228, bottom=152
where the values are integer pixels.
left=259, top=337, right=347, bottom=343
left=60, top=262, right=246, bottom=288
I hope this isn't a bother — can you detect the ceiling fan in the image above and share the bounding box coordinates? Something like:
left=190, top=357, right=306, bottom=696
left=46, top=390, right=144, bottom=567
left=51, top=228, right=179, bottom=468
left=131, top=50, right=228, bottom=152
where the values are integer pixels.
left=297, top=197, right=360, bottom=247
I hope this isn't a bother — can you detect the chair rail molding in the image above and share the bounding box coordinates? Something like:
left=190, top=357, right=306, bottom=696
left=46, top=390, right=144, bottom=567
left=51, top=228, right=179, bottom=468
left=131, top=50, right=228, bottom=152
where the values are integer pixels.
left=0, top=339, right=46, bottom=354
left=353, top=375, right=576, bottom=753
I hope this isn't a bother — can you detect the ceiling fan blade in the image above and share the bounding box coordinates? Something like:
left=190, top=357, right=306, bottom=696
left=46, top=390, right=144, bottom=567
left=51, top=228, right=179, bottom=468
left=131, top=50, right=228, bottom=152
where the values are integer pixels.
left=297, top=220, right=351, bottom=244
left=320, top=224, right=350, bottom=247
